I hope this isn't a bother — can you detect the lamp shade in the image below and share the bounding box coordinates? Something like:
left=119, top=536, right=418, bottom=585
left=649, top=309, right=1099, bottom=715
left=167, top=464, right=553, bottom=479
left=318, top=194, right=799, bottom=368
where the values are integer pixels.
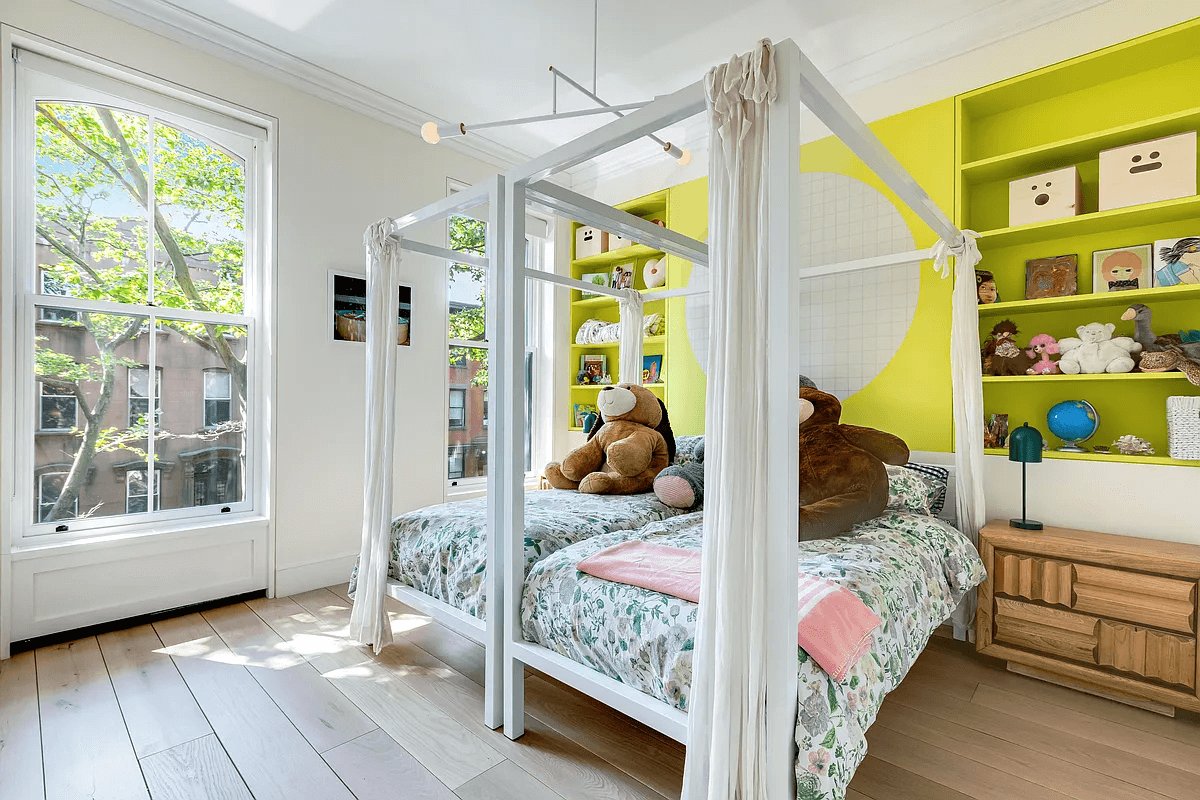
left=1009, top=422, right=1044, bottom=463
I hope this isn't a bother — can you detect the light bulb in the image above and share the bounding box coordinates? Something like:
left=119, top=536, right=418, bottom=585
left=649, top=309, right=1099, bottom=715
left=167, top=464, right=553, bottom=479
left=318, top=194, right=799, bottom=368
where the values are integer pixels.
left=663, top=141, right=692, bottom=166
left=421, top=121, right=440, bottom=144
left=677, top=148, right=692, bottom=166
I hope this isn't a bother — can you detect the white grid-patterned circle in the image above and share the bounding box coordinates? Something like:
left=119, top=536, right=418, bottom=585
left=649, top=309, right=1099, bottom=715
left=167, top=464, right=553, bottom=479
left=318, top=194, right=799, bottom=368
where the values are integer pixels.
left=686, top=172, right=919, bottom=401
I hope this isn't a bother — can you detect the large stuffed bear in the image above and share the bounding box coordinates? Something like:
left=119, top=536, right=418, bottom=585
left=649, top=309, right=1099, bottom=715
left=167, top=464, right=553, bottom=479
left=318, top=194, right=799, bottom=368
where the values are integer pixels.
left=799, top=387, right=909, bottom=541
left=544, top=383, right=674, bottom=494
left=1057, top=322, right=1142, bottom=374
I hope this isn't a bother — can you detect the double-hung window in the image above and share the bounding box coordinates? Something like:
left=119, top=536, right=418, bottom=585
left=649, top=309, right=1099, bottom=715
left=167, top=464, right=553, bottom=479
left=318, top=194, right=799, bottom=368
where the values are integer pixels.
left=15, top=49, right=266, bottom=534
left=446, top=204, right=546, bottom=489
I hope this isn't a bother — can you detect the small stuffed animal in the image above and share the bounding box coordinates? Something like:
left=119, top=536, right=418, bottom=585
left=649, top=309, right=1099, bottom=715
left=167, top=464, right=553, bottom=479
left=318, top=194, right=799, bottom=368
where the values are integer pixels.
left=1057, top=322, right=1142, bottom=374
left=1025, top=333, right=1060, bottom=374
left=653, top=439, right=704, bottom=509
left=798, top=387, right=910, bottom=541
left=985, top=320, right=1039, bottom=376
left=544, top=384, right=675, bottom=494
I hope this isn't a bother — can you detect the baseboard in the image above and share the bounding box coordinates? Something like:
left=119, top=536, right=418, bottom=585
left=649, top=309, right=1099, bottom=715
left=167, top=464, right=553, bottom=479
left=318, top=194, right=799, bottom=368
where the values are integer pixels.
left=275, top=552, right=358, bottom=597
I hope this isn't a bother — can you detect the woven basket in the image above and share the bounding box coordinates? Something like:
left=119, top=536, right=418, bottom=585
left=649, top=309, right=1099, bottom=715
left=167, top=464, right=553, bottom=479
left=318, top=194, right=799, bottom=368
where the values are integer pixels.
left=1167, top=396, right=1200, bottom=460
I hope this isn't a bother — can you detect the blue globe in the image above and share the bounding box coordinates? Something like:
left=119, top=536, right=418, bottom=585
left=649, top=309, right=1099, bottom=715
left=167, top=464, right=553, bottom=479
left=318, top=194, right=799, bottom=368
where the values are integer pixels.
left=1046, top=400, right=1100, bottom=452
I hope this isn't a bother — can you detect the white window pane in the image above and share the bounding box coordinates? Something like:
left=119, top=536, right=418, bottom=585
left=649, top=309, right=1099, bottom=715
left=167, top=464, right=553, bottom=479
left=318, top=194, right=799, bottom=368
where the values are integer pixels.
left=204, top=369, right=231, bottom=399
left=34, top=311, right=149, bottom=524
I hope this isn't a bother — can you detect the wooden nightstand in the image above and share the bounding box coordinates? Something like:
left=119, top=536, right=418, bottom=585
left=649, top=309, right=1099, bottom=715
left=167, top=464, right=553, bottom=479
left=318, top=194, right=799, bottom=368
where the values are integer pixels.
left=977, top=520, right=1200, bottom=716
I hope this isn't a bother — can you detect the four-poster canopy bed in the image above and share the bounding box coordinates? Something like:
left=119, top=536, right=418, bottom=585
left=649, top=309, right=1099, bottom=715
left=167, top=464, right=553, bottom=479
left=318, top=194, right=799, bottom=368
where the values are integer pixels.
left=349, top=38, right=987, bottom=799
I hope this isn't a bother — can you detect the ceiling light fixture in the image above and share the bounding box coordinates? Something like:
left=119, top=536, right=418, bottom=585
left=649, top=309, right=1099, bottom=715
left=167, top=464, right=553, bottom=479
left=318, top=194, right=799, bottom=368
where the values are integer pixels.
left=419, top=0, right=691, bottom=166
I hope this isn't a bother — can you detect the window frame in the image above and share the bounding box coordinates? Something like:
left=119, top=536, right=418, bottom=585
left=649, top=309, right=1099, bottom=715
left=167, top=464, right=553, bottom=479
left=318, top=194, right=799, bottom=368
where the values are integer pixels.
left=444, top=184, right=551, bottom=495
left=203, top=368, right=233, bottom=429
left=128, top=366, right=163, bottom=429
left=447, top=386, right=467, bottom=430
left=124, top=467, right=162, bottom=514
left=38, top=381, right=78, bottom=432
left=36, top=471, right=77, bottom=523
left=6, top=42, right=273, bottom=545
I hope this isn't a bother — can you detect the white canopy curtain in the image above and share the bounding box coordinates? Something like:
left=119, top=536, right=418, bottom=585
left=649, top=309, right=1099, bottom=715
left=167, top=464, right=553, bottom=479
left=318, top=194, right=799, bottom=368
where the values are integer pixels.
left=348, top=219, right=402, bottom=654
left=682, top=41, right=778, bottom=800
left=617, top=289, right=645, bottom=384
left=932, top=231, right=987, bottom=638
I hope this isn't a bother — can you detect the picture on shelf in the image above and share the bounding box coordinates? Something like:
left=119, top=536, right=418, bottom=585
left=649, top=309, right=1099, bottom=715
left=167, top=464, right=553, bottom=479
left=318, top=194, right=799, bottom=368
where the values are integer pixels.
left=1093, top=245, right=1152, bottom=293
left=579, top=354, right=607, bottom=384
left=611, top=262, right=634, bottom=290
left=975, top=269, right=999, bottom=304
left=642, top=354, right=663, bottom=384
left=1025, top=254, right=1077, bottom=299
left=331, top=272, right=411, bottom=345
left=1153, top=237, right=1200, bottom=286
left=573, top=403, right=599, bottom=429
left=984, top=414, right=1009, bottom=449
left=580, top=272, right=610, bottom=297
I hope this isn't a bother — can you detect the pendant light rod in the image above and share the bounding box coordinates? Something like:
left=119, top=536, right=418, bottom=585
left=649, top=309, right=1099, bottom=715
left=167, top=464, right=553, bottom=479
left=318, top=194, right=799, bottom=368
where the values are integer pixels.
left=593, top=0, right=598, bottom=95
left=466, top=102, right=651, bottom=131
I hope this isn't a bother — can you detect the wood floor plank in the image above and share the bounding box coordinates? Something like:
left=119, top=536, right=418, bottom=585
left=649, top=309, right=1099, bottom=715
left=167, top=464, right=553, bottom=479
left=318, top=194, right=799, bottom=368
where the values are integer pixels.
left=36, top=637, right=150, bottom=800
left=875, top=692, right=1167, bottom=800
left=845, top=790, right=872, bottom=800
left=847, top=755, right=973, bottom=800
left=139, top=733, right=252, bottom=800
left=887, top=682, right=1199, bottom=800
left=0, top=650, right=44, bottom=800
left=455, top=760, right=565, bottom=800
left=202, top=603, right=377, bottom=752
left=96, top=624, right=212, bottom=758
left=971, top=683, right=1200, bottom=778
left=151, top=614, right=354, bottom=800
left=923, top=643, right=1200, bottom=745
left=287, top=591, right=668, bottom=800
left=524, top=674, right=684, bottom=799
left=323, top=728, right=456, bottom=800
left=865, top=724, right=1073, bottom=800
left=309, top=639, right=503, bottom=789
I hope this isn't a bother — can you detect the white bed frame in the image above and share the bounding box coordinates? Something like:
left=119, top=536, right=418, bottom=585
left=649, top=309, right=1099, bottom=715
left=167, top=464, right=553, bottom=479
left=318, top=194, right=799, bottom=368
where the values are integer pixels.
left=375, top=38, right=965, bottom=795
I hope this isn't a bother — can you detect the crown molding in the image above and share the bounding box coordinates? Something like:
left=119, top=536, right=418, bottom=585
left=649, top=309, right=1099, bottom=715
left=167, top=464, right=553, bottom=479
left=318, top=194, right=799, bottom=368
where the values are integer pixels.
left=68, top=0, right=531, bottom=170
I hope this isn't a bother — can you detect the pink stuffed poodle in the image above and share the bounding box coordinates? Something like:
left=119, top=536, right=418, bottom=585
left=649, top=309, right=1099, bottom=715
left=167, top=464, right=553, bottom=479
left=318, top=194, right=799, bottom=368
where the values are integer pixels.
left=1025, top=333, right=1060, bottom=374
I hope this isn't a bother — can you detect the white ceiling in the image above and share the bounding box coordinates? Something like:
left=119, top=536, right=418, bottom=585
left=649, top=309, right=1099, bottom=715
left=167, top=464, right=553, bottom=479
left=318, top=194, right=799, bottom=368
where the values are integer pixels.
left=103, top=0, right=1114, bottom=169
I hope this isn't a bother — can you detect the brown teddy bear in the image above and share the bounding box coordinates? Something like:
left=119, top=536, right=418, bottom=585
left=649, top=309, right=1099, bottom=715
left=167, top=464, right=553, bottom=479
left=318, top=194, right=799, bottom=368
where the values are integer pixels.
left=799, top=387, right=909, bottom=541
left=544, top=383, right=673, bottom=494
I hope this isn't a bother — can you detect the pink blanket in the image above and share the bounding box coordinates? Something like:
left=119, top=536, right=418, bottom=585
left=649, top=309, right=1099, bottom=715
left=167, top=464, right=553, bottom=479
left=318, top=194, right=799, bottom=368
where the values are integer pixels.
left=577, top=540, right=881, bottom=682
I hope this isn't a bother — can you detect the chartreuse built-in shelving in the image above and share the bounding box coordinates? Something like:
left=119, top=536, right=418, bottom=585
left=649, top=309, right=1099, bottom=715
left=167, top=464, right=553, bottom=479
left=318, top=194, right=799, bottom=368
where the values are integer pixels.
left=956, top=18, right=1200, bottom=465
left=568, top=191, right=670, bottom=431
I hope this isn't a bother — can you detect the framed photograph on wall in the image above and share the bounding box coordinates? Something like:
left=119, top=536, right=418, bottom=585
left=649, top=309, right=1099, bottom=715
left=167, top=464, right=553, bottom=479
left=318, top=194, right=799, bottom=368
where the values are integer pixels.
left=1093, top=245, right=1152, bottom=292
left=330, top=270, right=412, bottom=345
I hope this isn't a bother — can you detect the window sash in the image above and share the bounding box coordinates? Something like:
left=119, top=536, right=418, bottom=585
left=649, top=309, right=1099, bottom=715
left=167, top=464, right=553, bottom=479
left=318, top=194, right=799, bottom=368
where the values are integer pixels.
left=129, top=366, right=163, bottom=427
left=37, top=472, right=77, bottom=522
left=125, top=468, right=162, bottom=514
left=15, top=52, right=264, bottom=540
left=39, top=383, right=78, bottom=431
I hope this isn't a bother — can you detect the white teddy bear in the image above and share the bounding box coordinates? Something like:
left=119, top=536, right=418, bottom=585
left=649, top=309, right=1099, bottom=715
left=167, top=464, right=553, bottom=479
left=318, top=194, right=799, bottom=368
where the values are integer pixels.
left=1057, top=322, right=1142, bottom=374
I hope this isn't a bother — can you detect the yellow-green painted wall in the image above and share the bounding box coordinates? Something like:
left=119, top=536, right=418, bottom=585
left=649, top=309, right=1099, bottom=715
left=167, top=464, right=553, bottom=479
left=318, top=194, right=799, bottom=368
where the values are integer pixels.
left=657, top=100, right=957, bottom=451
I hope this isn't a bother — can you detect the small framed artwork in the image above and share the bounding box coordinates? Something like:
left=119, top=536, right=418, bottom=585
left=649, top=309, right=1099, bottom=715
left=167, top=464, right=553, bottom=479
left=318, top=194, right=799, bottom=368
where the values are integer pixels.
left=579, top=354, right=607, bottom=384
left=642, top=354, right=663, bottom=384
left=1025, top=254, right=1077, bottom=299
left=580, top=272, right=609, bottom=297
left=1093, top=245, right=1152, bottom=293
left=975, top=269, right=1000, bottom=305
left=1153, top=236, right=1200, bottom=286
left=611, top=262, right=634, bottom=290
left=330, top=271, right=411, bottom=345
left=573, top=403, right=599, bottom=429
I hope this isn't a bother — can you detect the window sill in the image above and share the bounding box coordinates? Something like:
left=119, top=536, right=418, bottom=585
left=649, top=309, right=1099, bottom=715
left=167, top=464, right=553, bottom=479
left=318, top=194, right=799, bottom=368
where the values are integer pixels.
left=11, top=512, right=269, bottom=559
left=445, top=474, right=539, bottom=503
left=36, top=429, right=76, bottom=436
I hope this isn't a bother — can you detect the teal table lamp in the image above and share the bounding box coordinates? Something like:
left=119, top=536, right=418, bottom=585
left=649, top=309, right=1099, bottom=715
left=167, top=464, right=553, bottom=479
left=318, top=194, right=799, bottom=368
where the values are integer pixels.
left=1008, top=422, right=1044, bottom=531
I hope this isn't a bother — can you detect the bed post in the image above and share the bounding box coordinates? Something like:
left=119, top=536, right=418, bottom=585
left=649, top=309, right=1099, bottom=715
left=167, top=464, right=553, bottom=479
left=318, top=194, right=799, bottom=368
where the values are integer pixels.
left=483, top=174, right=507, bottom=730
left=501, top=176, right=528, bottom=739
left=766, top=38, right=803, bottom=798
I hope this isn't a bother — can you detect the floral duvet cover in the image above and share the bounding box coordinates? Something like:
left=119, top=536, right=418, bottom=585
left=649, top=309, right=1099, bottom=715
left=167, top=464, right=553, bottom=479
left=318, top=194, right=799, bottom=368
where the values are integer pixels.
left=349, top=489, right=690, bottom=620
left=520, top=510, right=986, bottom=800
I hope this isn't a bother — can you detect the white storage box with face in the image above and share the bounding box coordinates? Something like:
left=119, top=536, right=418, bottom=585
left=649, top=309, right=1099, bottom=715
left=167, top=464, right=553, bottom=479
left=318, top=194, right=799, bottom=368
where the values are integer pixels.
left=1099, top=131, right=1197, bottom=211
left=1008, top=166, right=1083, bottom=227
left=575, top=226, right=607, bottom=259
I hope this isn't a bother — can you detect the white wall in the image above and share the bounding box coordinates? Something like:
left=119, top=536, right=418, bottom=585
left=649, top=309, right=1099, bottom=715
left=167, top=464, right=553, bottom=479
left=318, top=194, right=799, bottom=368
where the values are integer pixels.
left=1, top=0, right=495, bottom=607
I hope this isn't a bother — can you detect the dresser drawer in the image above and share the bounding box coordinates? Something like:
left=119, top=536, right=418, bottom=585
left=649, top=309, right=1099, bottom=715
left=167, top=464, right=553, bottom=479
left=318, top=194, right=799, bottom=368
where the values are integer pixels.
left=1073, top=564, right=1197, bottom=634
left=993, top=551, right=1073, bottom=607
left=993, top=597, right=1100, bottom=665
left=1096, top=620, right=1197, bottom=689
